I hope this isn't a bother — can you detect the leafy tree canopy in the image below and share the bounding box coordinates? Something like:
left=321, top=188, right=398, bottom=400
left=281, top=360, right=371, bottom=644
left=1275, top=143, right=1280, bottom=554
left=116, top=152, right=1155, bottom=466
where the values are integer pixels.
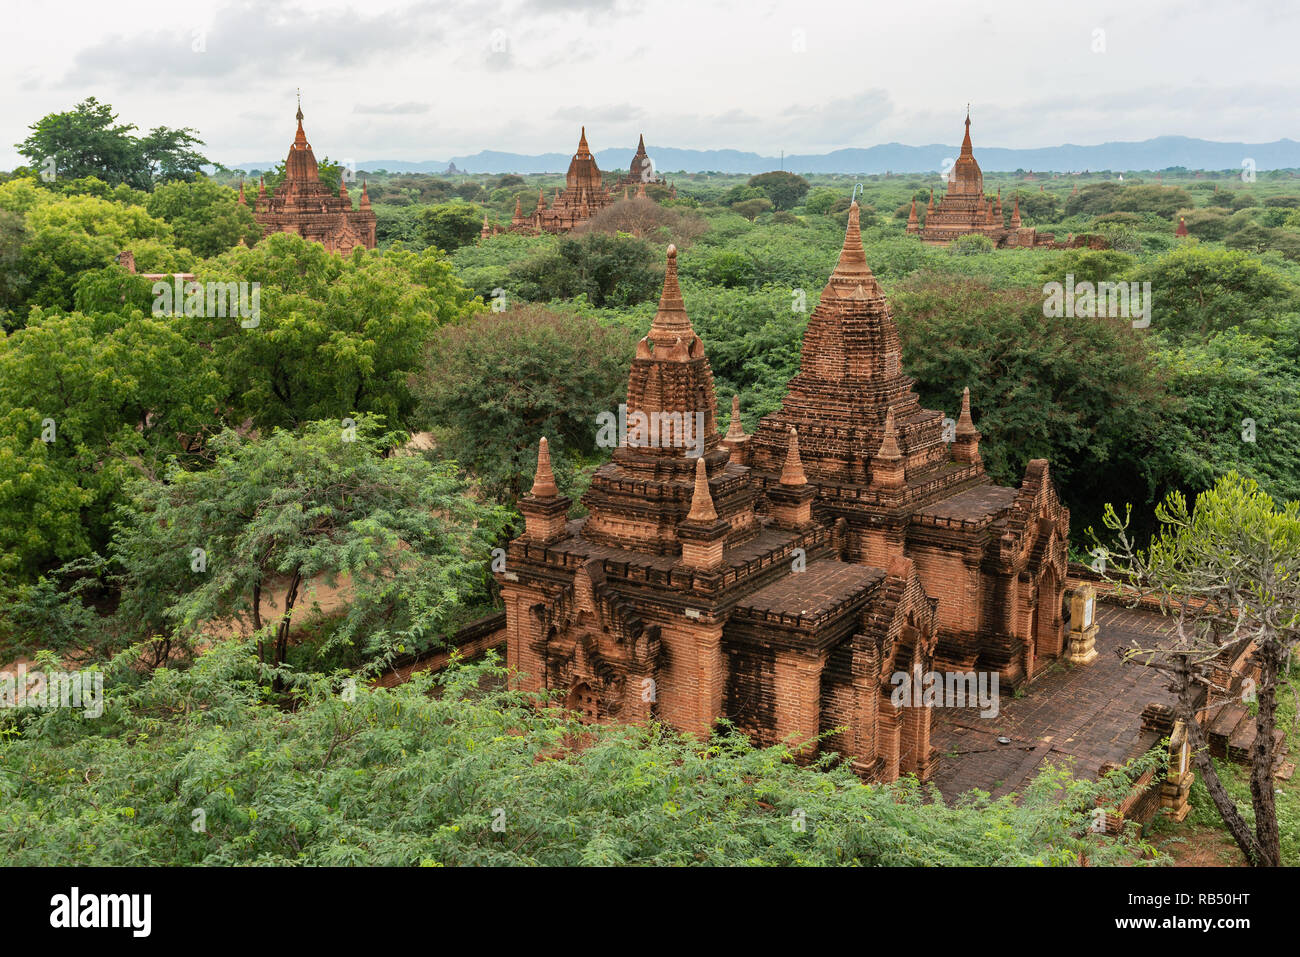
left=16, top=98, right=211, bottom=191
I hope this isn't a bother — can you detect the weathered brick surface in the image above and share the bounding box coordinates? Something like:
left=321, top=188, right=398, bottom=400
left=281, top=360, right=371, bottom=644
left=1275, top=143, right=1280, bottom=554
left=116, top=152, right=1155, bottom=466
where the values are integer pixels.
left=498, top=209, right=1068, bottom=783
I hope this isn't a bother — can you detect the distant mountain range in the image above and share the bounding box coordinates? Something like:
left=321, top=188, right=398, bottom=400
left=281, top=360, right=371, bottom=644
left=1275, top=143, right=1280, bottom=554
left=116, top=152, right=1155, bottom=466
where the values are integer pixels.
left=230, top=136, right=1300, bottom=176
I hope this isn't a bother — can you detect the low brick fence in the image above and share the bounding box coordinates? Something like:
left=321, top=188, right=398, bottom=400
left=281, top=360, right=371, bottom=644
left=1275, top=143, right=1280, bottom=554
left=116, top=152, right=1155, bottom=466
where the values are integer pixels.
left=372, top=611, right=507, bottom=688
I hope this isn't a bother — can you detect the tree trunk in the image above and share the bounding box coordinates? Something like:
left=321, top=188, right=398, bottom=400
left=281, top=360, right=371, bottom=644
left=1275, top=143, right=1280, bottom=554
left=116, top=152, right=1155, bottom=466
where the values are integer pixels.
left=1249, top=641, right=1282, bottom=866
left=271, top=568, right=303, bottom=692
left=1175, top=656, right=1264, bottom=864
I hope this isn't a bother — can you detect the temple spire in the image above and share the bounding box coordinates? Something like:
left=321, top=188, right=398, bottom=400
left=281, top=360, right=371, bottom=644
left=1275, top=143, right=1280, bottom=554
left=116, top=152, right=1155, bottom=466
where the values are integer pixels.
left=822, top=200, right=879, bottom=298
left=294, top=94, right=308, bottom=148
left=238, top=179, right=246, bottom=205
left=724, top=394, right=746, bottom=441
left=360, top=180, right=371, bottom=209
left=951, top=387, right=982, bottom=465
left=1010, top=194, right=1021, bottom=228
left=870, top=409, right=906, bottom=489
left=530, top=437, right=559, bottom=498
left=878, top=408, right=902, bottom=459
left=956, top=387, right=977, bottom=437
left=647, top=244, right=695, bottom=347
left=780, top=427, right=807, bottom=486
left=686, top=456, right=718, bottom=522
left=578, top=126, right=590, bottom=155
left=961, top=107, right=973, bottom=157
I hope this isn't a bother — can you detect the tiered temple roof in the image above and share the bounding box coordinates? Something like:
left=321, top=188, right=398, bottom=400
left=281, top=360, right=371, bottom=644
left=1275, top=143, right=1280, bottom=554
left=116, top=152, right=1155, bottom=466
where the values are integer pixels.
left=498, top=196, right=1070, bottom=780
left=523, top=127, right=614, bottom=234
left=909, top=112, right=1049, bottom=249
left=253, top=100, right=376, bottom=253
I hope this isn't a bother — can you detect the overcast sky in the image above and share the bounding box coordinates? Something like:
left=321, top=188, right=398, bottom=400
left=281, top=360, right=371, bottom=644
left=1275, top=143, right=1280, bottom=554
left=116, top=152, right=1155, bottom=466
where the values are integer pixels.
left=3, top=0, right=1297, bottom=169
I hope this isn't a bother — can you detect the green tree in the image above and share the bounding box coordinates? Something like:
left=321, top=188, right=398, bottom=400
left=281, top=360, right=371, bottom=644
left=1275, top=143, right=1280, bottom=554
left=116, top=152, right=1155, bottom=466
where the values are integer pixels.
left=12, top=190, right=183, bottom=313
left=748, top=171, right=809, bottom=211
left=16, top=98, right=210, bottom=190
left=189, top=233, right=480, bottom=430
left=97, top=416, right=508, bottom=670
left=145, top=177, right=261, bottom=257
left=892, top=276, right=1174, bottom=534
left=0, top=309, right=221, bottom=583
left=1132, top=245, right=1296, bottom=340
left=413, top=305, right=636, bottom=501
left=417, top=201, right=484, bottom=253
left=511, top=233, right=660, bottom=307
left=732, top=198, right=773, bottom=222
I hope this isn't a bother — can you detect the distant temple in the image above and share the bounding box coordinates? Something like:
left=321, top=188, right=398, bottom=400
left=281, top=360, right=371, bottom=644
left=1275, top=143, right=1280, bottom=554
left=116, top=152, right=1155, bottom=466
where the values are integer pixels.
left=616, top=133, right=672, bottom=191
left=512, top=127, right=614, bottom=234
left=909, top=112, right=1051, bottom=248
left=497, top=203, right=1069, bottom=782
left=252, top=100, right=376, bottom=253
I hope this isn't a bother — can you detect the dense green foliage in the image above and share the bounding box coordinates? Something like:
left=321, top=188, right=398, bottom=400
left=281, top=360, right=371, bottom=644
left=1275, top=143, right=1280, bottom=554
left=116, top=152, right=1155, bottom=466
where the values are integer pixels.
left=15, top=98, right=210, bottom=190
left=413, top=305, right=636, bottom=500
left=0, top=639, right=1160, bottom=866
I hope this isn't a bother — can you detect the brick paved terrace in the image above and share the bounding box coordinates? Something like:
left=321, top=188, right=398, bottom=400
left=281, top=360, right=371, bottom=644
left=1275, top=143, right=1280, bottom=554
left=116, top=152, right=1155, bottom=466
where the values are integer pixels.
left=929, top=604, right=1177, bottom=801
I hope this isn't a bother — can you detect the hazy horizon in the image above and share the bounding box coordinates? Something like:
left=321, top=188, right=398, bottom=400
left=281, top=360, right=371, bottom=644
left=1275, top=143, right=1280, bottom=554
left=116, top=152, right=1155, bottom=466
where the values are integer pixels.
left=4, top=0, right=1297, bottom=170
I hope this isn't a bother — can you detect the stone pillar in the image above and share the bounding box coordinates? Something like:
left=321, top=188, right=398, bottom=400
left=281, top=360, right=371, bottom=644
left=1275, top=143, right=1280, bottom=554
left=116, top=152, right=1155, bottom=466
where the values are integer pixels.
left=1067, top=584, right=1099, bottom=665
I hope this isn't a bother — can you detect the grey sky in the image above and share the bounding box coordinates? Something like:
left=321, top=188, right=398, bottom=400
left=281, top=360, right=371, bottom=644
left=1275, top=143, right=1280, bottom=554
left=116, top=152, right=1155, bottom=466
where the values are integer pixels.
left=2, top=0, right=1296, bottom=169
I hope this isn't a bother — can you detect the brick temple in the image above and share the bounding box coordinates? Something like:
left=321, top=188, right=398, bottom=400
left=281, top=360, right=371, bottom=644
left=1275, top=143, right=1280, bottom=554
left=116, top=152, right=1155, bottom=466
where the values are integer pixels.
left=511, top=127, right=613, bottom=234
left=497, top=203, right=1068, bottom=781
left=615, top=133, right=668, bottom=189
left=251, top=101, right=376, bottom=253
left=909, top=112, right=1050, bottom=249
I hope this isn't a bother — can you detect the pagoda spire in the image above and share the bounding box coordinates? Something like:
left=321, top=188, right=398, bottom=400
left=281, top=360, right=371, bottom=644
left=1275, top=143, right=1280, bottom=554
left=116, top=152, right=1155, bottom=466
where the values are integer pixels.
left=258, top=174, right=266, bottom=197
left=769, top=426, right=816, bottom=527
left=822, top=201, right=879, bottom=299
left=960, top=107, right=973, bottom=157
left=870, top=409, right=905, bottom=489
left=294, top=95, right=308, bottom=149
left=537, top=187, right=547, bottom=210
left=577, top=126, right=590, bottom=155
left=951, top=387, right=982, bottom=465
left=685, top=456, right=718, bottom=523
left=530, top=437, right=560, bottom=498
left=780, top=427, right=807, bottom=486
left=1010, top=194, right=1021, bottom=228
left=520, top=436, right=570, bottom=543
left=238, top=179, right=246, bottom=205
left=360, top=180, right=371, bottom=209
left=646, top=244, right=696, bottom=348
left=724, top=394, right=746, bottom=441
left=906, top=196, right=918, bottom=232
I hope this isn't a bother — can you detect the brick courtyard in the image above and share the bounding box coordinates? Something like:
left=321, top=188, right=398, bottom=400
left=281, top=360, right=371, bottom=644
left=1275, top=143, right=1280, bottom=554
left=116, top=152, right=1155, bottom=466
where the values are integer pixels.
left=929, top=603, right=1177, bottom=801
